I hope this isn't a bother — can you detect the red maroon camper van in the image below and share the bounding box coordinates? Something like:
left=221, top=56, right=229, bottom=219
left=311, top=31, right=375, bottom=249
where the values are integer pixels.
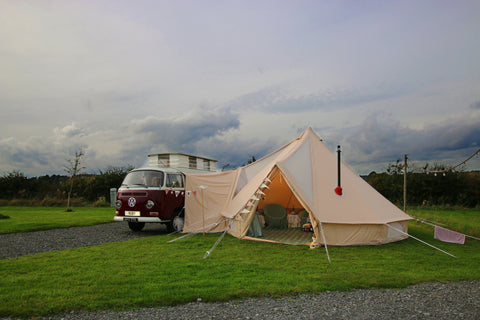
left=114, top=153, right=217, bottom=232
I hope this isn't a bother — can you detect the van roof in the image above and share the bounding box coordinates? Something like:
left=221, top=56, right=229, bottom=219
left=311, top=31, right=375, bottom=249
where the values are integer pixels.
left=148, top=152, right=217, bottom=163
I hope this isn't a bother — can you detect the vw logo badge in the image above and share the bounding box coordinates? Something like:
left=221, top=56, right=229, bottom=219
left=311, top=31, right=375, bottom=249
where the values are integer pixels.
left=128, top=197, right=136, bottom=207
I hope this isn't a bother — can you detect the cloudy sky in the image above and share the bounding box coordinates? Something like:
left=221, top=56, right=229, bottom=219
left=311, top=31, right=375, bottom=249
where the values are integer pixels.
left=1, top=0, right=479, bottom=176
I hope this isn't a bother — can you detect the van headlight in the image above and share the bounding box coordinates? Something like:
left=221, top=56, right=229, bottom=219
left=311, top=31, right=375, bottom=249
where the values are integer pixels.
left=146, top=200, right=155, bottom=209
left=115, top=200, right=122, bottom=209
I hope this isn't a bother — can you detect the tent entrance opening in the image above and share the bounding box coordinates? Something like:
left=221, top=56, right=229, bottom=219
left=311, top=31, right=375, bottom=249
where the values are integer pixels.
left=245, top=172, right=313, bottom=245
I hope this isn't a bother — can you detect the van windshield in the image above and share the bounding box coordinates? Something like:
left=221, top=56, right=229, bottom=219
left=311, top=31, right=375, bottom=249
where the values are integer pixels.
left=121, top=170, right=164, bottom=188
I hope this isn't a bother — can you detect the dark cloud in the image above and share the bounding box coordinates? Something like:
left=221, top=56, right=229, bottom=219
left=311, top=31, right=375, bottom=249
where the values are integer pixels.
left=471, top=101, right=480, bottom=109
left=114, top=106, right=276, bottom=169
left=128, top=106, right=240, bottom=157
left=10, top=150, right=50, bottom=167
left=0, top=138, right=58, bottom=175
left=121, top=102, right=289, bottom=169
left=343, top=113, right=480, bottom=166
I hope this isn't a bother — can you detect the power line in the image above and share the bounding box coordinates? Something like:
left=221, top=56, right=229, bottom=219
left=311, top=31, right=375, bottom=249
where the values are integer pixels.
left=408, top=148, right=480, bottom=174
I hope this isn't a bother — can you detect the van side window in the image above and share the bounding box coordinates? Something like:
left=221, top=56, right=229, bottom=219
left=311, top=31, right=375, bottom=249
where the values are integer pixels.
left=166, top=174, right=184, bottom=188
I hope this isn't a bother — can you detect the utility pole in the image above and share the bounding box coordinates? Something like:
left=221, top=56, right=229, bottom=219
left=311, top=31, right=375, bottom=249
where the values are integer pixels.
left=403, top=154, right=408, bottom=212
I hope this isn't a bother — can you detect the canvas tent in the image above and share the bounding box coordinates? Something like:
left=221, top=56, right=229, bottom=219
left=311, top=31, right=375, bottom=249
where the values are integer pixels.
left=183, top=127, right=412, bottom=246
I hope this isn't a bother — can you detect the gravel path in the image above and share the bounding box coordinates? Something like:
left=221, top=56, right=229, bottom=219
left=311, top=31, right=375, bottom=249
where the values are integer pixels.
left=34, top=281, right=480, bottom=320
left=0, top=222, right=166, bottom=259
left=1, top=223, right=479, bottom=320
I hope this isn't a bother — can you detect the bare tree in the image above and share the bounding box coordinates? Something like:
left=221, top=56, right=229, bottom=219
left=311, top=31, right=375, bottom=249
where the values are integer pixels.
left=64, top=148, right=85, bottom=212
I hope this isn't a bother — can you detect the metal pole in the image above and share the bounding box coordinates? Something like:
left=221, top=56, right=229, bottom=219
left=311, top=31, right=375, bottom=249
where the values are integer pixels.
left=404, top=154, right=408, bottom=212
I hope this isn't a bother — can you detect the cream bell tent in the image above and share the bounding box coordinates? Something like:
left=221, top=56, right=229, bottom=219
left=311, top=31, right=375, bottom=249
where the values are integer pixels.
left=183, top=127, right=412, bottom=246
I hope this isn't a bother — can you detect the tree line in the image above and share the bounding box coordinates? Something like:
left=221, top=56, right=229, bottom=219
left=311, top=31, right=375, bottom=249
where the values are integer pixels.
left=0, top=162, right=479, bottom=208
left=364, top=161, right=480, bottom=208
left=0, top=166, right=133, bottom=206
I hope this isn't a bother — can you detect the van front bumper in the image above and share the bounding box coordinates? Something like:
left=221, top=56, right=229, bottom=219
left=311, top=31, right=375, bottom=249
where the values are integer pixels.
left=113, top=216, right=170, bottom=223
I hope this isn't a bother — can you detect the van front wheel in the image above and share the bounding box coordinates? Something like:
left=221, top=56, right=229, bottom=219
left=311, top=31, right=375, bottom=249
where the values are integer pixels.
left=167, top=209, right=184, bottom=233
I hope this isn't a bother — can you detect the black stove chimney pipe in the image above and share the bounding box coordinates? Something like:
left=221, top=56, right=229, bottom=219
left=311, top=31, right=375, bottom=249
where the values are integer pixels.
left=335, top=145, right=343, bottom=196
left=337, top=145, right=341, bottom=187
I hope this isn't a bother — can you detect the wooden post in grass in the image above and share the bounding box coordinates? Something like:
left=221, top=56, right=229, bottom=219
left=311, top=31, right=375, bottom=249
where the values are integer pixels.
left=403, top=154, right=408, bottom=213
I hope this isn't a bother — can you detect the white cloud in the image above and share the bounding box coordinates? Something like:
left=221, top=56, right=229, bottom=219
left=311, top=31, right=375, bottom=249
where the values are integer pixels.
left=53, top=122, right=84, bottom=139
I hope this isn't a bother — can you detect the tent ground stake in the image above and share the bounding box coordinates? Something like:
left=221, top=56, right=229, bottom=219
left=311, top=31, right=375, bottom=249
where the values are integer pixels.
left=168, top=232, right=198, bottom=243
left=203, top=228, right=228, bottom=259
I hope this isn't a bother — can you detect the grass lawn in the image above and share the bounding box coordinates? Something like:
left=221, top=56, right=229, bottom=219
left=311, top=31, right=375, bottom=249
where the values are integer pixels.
left=0, top=206, right=115, bottom=234
left=0, top=207, right=479, bottom=318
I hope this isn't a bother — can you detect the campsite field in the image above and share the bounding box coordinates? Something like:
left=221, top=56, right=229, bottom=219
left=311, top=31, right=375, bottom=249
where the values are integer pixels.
left=1, top=207, right=479, bottom=318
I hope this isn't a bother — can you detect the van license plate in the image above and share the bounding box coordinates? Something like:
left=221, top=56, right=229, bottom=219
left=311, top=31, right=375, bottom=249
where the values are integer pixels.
left=124, top=217, right=138, bottom=222
left=125, top=211, right=140, bottom=216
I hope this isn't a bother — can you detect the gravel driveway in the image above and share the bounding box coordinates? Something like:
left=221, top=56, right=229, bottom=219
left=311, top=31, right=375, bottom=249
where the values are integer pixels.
left=1, top=223, right=479, bottom=320
left=0, top=222, right=165, bottom=259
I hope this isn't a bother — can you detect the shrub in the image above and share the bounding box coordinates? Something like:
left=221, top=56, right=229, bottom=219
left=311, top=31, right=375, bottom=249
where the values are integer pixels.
left=40, top=196, right=66, bottom=207
left=92, top=198, right=109, bottom=207
left=0, top=213, right=10, bottom=219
